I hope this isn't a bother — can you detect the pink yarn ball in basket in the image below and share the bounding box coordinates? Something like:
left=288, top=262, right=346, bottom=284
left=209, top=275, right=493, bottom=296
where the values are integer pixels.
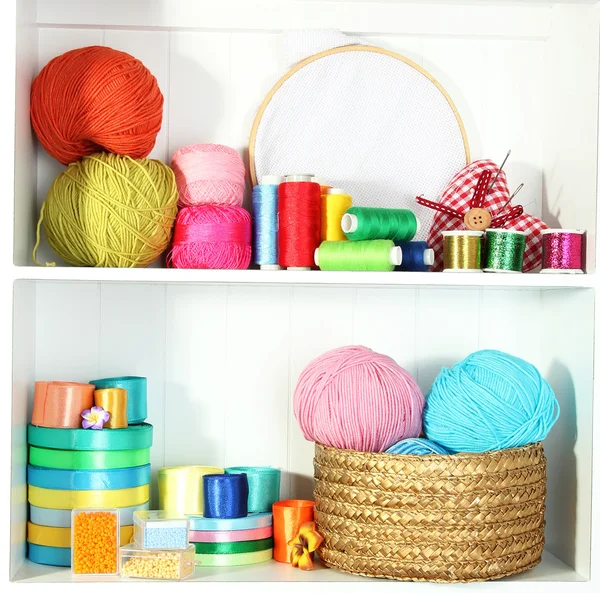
left=168, top=205, right=251, bottom=269
left=293, top=345, right=424, bottom=453
left=171, top=144, right=246, bottom=207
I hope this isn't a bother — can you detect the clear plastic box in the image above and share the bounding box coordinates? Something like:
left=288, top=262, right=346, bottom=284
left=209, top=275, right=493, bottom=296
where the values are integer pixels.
left=119, top=543, right=195, bottom=580
left=71, top=509, right=119, bottom=576
left=133, top=510, right=189, bottom=549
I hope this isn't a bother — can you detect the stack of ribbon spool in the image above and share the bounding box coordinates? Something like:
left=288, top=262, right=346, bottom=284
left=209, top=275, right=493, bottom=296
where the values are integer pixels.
left=26, top=377, right=152, bottom=567
left=157, top=465, right=281, bottom=567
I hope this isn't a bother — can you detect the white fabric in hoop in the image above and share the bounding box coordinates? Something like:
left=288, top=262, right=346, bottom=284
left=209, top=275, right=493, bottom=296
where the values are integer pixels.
left=251, top=46, right=469, bottom=241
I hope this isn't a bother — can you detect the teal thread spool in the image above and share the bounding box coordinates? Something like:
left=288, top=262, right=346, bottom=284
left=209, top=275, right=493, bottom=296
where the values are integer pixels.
left=315, top=240, right=401, bottom=271
left=484, top=229, right=526, bottom=273
left=342, top=207, right=419, bottom=241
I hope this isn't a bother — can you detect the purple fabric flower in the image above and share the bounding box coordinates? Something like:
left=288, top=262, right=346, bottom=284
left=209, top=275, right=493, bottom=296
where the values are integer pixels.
left=81, top=406, right=110, bottom=430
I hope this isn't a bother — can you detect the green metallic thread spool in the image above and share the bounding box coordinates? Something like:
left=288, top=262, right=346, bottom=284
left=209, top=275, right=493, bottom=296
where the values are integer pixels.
left=484, top=229, right=526, bottom=273
left=315, top=240, right=402, bottom=271
left=342, top=207, right=419, bottom=241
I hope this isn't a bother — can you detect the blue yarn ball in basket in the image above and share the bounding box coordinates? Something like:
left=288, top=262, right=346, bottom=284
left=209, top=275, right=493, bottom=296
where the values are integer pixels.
left=423, top=349, right=560, bottom=454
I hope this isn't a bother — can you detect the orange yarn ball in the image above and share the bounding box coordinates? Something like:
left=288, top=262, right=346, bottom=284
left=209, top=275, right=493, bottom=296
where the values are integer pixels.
left=30, top=45, right=164, bottom=165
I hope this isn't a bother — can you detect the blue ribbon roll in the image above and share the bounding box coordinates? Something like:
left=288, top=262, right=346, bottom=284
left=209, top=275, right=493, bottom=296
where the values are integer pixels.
left=225, top=467, right=281, bottom=513
left=30, top=501, right=150, bottom=528
left=90, top=376, right=147, bottom=425
left=27, top=464, right=151, bottom=491
left=188, top=512, right=272, bottom=532
left=28, top=543, right=70, bottom=567
left=203, top=473, right=249, bottom=519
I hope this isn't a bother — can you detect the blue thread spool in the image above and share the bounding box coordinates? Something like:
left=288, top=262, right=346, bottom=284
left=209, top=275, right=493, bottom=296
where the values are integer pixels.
left=203, top=473, right=249, bottom=519
left=252, top=175, right=282, bottom=270
left=385, top=438, right=449, bottom=455
left=225, top=466, right=281, bottom=513
left=89, top=376, right=147, bottom=425
left=395, top=241, right=434, bottom=271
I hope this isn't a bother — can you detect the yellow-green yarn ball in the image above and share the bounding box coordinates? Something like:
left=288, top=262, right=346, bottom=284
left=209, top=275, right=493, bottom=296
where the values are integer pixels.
left=40, top=153, right=178, bottom=267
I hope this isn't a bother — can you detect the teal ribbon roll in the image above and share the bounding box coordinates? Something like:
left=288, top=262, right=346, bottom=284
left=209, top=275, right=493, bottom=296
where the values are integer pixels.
left=27, top=464, right=151, bottom=490
left=30, top=501, right=150, bottom=528
left=90, top=376, right=147, bottom=425
left=193, top=537, right=273, bottom=555
left=225, top=467, right=281, bottom=513
left=27, top=423, right=153, bottom=451
left=188, top=513, right=272, bottom=532
left=28, top=543, right=70, bottom=567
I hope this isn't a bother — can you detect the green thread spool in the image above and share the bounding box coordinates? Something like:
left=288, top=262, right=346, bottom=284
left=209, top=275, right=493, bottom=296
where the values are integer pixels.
left=315, top=240, right=401, bottom=271
left=342, top=207, right=419, bottom=241
left=443, top=231, right=483, bottom=272
left=484, top=229, right=526, bottom=273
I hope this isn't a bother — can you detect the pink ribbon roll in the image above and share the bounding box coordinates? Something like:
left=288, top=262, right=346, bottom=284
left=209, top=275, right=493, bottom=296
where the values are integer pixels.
left=31, top=382, right=95, bottom=428
left=189, top=525, right=273, bottom=543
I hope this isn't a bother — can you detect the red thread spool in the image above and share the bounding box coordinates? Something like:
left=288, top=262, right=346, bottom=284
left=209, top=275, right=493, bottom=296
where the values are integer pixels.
left=278, top=176, right=321, bottom=269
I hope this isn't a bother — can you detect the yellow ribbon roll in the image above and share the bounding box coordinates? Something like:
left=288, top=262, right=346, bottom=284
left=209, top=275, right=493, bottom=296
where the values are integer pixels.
left=28, top=484, right=149, bottom=510
left=27, top=522, right=133, bottom=548
left=94, top=388, right=128, bottom=429
left=158, top=466, right=224, bottom=516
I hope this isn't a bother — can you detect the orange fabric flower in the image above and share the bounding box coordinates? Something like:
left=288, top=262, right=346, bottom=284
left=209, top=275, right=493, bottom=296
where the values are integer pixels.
left=288, top=522, right=324, bottom=570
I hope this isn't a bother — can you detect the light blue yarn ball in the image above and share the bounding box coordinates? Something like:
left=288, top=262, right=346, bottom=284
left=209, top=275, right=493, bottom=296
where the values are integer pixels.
left=385, top=438, right=450, bottom=456
left=423, top=350, right=560, bottom=454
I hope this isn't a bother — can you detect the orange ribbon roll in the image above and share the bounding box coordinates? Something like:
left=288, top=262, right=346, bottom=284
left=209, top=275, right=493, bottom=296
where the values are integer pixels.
left=31, top=382, right=95, bottom=429
left=94, top=388, right=128, bottom=429
left=272, top=499, right=315, bottom=563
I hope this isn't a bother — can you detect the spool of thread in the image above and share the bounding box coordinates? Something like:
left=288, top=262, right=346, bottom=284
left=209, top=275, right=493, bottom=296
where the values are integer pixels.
left=294, top=345, right=424, bottom=453
left=385, top=438, right=450, bottom=455
left=33, top=153, right=178, bottom=268
left=394, top=241, right=434, bottom=272
left=342, top=207, right=419, bottom=242
left=90, top=376, right=147, bottom=425
left=203, top=474, right=249, bottom=519
left=168, top=205, right=251, bottom=269
left=321, top=188, right=352, bottom=241
left=171, top=144, right=245, bottom=207
left=31, top=382, right=95, bottom=429
left=484, top=229, right=526, bottom=273
left=442, top=230, right=483, bottom=272
left=278, top=175, right=321, bottom=270
left=30, top=45, right=163, bottom=166
left=252, top=175, right=283, bottom=270
left=540, top=229, right=585, bottom=274
left=315, top=240, right=401, bottom=271
left=423, top=349, right=560, bottom=453
left=272, top=500, right=314, bottom=563
left=93, top=388, right=128, bottom=429
left=158, top=466, right=224, bottom=516
left=225, top=467, right=281, bottom=514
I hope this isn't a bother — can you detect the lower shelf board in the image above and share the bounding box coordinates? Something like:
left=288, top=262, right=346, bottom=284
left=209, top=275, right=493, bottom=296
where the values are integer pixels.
left=12, top=551, right=585, bottom=584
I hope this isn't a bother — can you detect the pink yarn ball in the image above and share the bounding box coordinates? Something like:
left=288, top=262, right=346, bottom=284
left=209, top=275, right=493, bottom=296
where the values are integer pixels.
left=293, top=345, right=424, bottom=453
left=168, top=205, right=251, bottom=269
left=171, top=144, right=246, bottom=207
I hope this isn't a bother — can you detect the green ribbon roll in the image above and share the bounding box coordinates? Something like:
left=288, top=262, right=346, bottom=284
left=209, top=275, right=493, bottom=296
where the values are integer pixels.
left=29, top=447, right=151, bottom=470
left=27, top=423, right=153, bottom=451
left=193, top=537, right=273, bottom=555
left=195, top=548, right=272, bottom=567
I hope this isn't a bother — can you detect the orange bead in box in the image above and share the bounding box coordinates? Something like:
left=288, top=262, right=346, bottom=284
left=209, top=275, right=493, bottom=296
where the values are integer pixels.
left=72, top=509, right=119, bottom=575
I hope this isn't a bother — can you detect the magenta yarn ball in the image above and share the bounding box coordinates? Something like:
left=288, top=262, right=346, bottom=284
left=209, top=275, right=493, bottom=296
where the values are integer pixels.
left=293, top=345, right=425, bottom=452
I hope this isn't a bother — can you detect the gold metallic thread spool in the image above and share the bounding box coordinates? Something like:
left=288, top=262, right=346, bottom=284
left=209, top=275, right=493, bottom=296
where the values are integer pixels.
left=94, top=388, right=128, bottom=428
left=442, top=231, right=483, bottom=272
left=158, top=466, right=224, bottom=516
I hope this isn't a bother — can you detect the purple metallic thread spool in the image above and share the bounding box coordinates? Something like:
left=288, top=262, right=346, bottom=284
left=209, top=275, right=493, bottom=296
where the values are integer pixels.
left=540, top=229, right=585, bottom=274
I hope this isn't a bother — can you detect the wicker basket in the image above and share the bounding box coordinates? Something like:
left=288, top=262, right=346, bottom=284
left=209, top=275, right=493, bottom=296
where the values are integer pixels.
left=313, top=442, right=546, bottom=583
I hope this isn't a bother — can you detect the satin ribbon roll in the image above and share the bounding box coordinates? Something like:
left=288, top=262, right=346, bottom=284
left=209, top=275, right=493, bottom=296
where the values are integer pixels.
left=31, top=381, right=94, bottom=428
left=30, top=501, right=150, bottom=528
left=90, top=376, right=147, bottom=425
left=27, top=522, right=133, bottom=548
left=189, top=525, right=273, bottom=543
left=225, top=466, right=281, bottom=514
left=27, top=423, right=153, bottom=451
left=93, top=388, right=128, bottom=429
left=28, top=484, right=150, bottom=509
left=193, top=537, right=273, bottom=555
left=158, top=466, right=224, bottom=516
left=188, top=512, right=272, bottom=532
left=27, top=464, right=151, bottom=490
left=28, top=542, right=70, bottom=567
left=29, top=446, right=151, bottom=470
left=203, top=473, right=248, bottom=519
left=195, top=548, right=273, bottom=567
left=273, top=500, right=314, bottom=563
